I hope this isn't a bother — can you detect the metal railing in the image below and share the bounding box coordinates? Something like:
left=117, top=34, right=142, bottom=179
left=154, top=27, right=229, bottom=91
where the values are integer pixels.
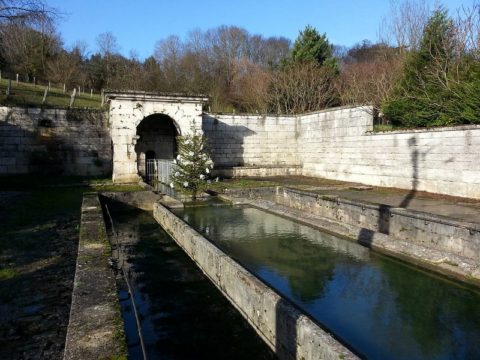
left=146, top=159, right=175, bottom=185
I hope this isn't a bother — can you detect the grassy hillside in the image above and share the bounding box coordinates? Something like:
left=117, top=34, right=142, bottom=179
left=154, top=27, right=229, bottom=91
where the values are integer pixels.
left=0, top=79, right=103, bottom=108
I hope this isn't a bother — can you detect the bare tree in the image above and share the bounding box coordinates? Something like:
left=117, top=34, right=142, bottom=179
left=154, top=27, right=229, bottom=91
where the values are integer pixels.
left=230, top=59, right=271, bottom=113
left=0, top=0, right=57, bottom=25
left=0, top=20, right=62, bottom=78
left=379, top=0, right=431, bottom=52
left=46, top=50, right=78, bottom=86
left=337, top=55, right=404, bottom=114
left=268, top=62, right=339, bottom=114
left=96, top=31, right=119, bottom=56
left=154, top=35, right=185, bottom=91
left=454, top=1, right=480, bottom=59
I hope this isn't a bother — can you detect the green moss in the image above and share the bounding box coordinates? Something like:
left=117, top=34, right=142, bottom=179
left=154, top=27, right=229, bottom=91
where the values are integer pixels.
left=112, top=292, right=127, bottom=356
left=0, top=268, right=17, bottom=281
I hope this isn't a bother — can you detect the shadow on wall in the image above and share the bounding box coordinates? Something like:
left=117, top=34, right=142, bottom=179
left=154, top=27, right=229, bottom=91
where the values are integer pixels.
left=398, top=137, right=420, bottom=208
left=275, top=297, right=299, bottom=359
left=358, top=136, right=433, bottom=246
left=202, top=115, right=256, bottom=167
left=0, top=109, right=112, bottom=176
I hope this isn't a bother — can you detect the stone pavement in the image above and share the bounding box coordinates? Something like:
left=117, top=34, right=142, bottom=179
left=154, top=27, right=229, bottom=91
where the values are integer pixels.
left=256, top=176, right=480, bottom=224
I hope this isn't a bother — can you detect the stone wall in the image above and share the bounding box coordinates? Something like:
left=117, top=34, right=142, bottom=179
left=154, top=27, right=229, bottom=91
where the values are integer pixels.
left=2, top=103, right=479, bottom=199
left=298, top=107, right=480, bottom=199
left=202, top=114, right=300, bottom=168
left=0, top=107, right=111, bottom=176
left=204, top=107, right=480, bottom=199
left=222, top=187, right=480, bottom=285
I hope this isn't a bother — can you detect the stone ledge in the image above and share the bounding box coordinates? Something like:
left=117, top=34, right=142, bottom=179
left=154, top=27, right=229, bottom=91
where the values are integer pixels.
left=153, top=202, right=358, bottom=360
left=63, top=193, right=126, bottom=360
left=221, top=190, right=480, bottom=287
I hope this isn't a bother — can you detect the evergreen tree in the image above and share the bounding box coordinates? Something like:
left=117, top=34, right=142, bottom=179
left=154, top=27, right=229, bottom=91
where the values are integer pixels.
left=290, top=25, right=337, bottom=70
left=383, top=8, right=480, bottom=127
left=170, top=123, right=214, bottom=200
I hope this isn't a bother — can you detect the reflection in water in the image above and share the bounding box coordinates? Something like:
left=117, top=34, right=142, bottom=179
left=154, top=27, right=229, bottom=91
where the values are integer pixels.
left=105, top=200, right=275, bottom=360
left=153, top=182, right=177, bottom=198
left=176, top=205, right=480, bottom=360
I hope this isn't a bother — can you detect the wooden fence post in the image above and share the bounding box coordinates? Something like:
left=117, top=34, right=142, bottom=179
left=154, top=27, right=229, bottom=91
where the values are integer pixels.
left=69, top=88, right=77, bottom=108
left=42, top=87, right=48, bottom=104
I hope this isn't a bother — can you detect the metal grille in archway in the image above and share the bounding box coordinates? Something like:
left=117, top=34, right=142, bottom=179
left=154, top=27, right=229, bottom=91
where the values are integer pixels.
left=146, top=159, right=174, bottom=185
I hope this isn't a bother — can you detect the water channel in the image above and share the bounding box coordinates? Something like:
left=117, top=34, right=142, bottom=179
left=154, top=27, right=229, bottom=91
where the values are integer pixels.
left=103, top=199, right=275, bottom=360
left=174, top=204, right=480, bottom=360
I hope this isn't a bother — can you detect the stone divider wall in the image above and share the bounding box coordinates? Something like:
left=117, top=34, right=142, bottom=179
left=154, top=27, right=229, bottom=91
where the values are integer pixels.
left=64, top=193, right=126, bottom=360
left=274, top=187, right=480, bottom=262
left=0, top=106, right=111, bottom=176
left=225, top=186, right=480, bottom=262
left=153, top=201, right=358, bottom=360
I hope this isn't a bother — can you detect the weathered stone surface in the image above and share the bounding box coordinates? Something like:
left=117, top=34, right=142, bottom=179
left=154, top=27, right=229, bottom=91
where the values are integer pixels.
left=2, top=101, right=479, bottom=199
left=63, top=193, right=126, bottom=360
left=100, top=190, right=162, bottom=211
left=106, top=91, right=208, bottom=183
left=205, top=106, right=480, bottom=199
left=0, top=107, right=111, bottom=176
left=153, top=202, right=359, bottom=360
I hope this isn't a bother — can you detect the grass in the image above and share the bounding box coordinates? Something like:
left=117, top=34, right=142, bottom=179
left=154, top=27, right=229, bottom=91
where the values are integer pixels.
left=92, top=183, right=144, bottom=192
left=0, top=175, right=143, bottom=192
left=0, top=78, right=103, bottom=108
left=373, top=124, right=396, bottom=132
left=0, top=175, right=143, bottom=250
left=207, top=178, right=279, bottom=193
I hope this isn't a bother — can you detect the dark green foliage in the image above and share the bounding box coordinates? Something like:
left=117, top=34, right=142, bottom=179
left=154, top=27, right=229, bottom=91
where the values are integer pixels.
left=291, top=25, right=336, bottom=68
left=383, top=9, right=480, bottom=127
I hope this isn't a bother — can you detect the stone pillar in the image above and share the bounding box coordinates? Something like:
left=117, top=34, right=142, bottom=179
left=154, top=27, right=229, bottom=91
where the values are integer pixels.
left=138, top=152, right=146, bottom=178
left=112, top=134, right=141, bottom=183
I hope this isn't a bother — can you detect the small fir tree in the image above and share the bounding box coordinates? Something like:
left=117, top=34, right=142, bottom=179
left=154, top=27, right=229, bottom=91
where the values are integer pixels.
left=170, top=123, right=214, bottom=200
left=290, top=25, right=338, bottom=71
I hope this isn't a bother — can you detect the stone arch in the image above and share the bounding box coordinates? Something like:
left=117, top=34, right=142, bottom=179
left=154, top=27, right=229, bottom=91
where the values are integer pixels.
left=135, top=113, right=179, bottom=179
left=106, top=91, right=208, bottom=183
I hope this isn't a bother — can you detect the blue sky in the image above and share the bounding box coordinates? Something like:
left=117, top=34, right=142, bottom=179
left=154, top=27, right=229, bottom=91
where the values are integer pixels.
left=47, top=0, right=475, bottom=59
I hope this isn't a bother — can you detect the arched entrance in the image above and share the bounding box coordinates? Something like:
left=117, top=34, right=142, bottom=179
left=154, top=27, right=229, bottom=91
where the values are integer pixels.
left=135, top=114, right=179, bottom=182
left=105, top=91, right=208, bottom=183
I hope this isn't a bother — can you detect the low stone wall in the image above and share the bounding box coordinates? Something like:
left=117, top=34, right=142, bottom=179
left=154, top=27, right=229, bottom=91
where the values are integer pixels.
left=100, top=190, right=163, bottom=211
left=64, top=193, right=126, bottom=360
left=0, top=106, right=111, bottom=176
left=153, top=202, right=358, bottom=360
left=222, top=188, right=480, bottom=285
left=275, top=187, right=480, bottom=262
left=214, top=165, right=302, bottom=178
left=225, top=186, right=480, bottom=267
